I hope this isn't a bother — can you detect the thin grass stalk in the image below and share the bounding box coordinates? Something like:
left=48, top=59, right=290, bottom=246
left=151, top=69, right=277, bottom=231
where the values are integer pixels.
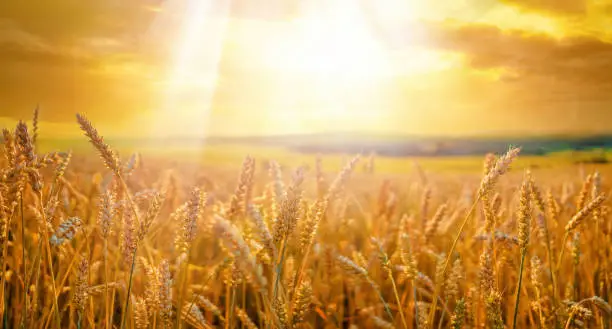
left=37, top=191, right=62, bottom=329
left=42, top=233, right=92, bottom=329
left=104, top=239, right=109, bottom=329
left=535, top=292, right=545, bottom=328
left=556, top=231, right=569, bottom=273
left=229, top=287, right=237, bottom=329
left=225, top=283, right=230, bottom=329
left=42, top=221, right=62, bottom=329
left=254, top=293, right=263, bottom=329
left=428, top=196, right=480, bottom=326
left=368, top=277, right=395, bottom=322
left=273, top=239, right=288, bottom=300
left=182, top=296, right=200, bottom=329
left=432, top=298, right=446, bottom=329
left=389, top=268, right=409, bottom=329
left=177, top=260, right=186, bottom=329
left=2, top=286, right=7, bottom=329
left=512, top=251, right=527, bottom=329
left=290, top=250, right=311, bottom=314
left=241, top=284, right=246, bottom=329
left=539, top=214, right=559, bottom=327
left=261, top=290, right=282, bottom=329
left=374, top=239, right=408, bottom=329
left=120, top=247, right=139, bottom=329
left=0, top=210, right=13, bottom=325
left=117, top=174, right=143, bottom=329
left=109, top=248, right=119, bottom=329
left=177, top=250, right=193, bottom=329
left=291, top=239, right=314, bottom=306
left=20, top=197, right=27, bottom=328
left=0, top=228, right=10, bottom=322
left=26, top=237, right=43, bottom=325
left=23, top=238, right=41, bottom=327
left=413, top=282, right=419, bottom=329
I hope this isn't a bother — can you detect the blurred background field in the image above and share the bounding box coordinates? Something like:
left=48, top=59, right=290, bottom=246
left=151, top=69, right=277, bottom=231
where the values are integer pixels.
left=34, top=135, right=612, bottom=174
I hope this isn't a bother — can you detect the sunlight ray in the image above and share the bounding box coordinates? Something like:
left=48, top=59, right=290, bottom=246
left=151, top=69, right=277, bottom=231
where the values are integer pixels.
left=148, top=0, right=231, bottom=140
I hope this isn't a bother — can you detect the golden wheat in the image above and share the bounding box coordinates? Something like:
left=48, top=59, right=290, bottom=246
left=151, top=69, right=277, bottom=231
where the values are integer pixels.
left=0, top=115, right=610, bottom=329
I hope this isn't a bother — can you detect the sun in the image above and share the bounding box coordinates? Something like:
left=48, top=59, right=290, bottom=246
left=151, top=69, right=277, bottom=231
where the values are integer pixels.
left=148, top=0, right=442, bottom=137
left=263, top=1, right=390, bottom=81
left=251, top=0, right=395, bottom=131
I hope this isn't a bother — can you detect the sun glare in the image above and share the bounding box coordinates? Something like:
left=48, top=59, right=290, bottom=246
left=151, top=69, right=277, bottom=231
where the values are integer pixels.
left=252, top=0, right=398, bottom=132
left=147, top=0, right=443, bottom=138
left=265, top=3, right=389, bottom=79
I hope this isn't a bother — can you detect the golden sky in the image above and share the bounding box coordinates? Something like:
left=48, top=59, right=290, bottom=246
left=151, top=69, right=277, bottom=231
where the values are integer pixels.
left=1, top=0, right=611, bottom=138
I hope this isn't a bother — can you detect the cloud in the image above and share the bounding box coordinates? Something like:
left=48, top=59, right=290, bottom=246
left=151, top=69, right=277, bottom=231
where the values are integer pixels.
left=1, top=0, right=611, bottom=137
left=373, top=20, right=612, bottom=135
left=0, top=1, right=168, bottom=66
left=0, top=21, right=85, bottom=65
left=0, top=8, right=163, bottom=126
left=424, top=22, right=612, bottom=86
left=0, top=1, right=162, bottom=42
left=0, top=15, right=148, bottom=67
left=0, top=36, right=93, bottom=67
left=499, top=0, right=588, bottom=14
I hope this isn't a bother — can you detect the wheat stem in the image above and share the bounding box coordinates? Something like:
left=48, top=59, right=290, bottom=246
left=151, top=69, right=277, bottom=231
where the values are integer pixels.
left=368, top=277, right=395, bottom=322
left=120, top=246, right=138, bottom=329
left=20, top=197, right=27, bottom=328
left=512, top=250, right=527, bottom=329
left=556, top=231, right=569, bottom=272
left=412, top=281, right=419, bottom=328
left=428, top=196, right=480, bottom=326
left=229, top=287, right=237, bottom=329
left=177, top=251, right=192, bottom=329
left=539, top=214, right=559, bottom=328
left=225, top=283, right=231, bottom=329
left=0, top=204, right=14, bottom=326
left=389, top=271, right=409, bottom=329
left=273, top=239, right=288, bottom=300
left=104, top=239, right=109, bottom=329
left=37, top=191, right=62, bottom=329
left=117, top=174, right=142, bottom=329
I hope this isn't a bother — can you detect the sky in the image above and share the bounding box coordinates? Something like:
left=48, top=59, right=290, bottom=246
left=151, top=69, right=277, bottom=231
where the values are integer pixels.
left=0, top=0, right=611, bottom=139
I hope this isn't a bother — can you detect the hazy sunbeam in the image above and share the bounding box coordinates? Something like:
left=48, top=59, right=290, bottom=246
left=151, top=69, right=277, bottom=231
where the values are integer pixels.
left=148, top=0, right=231, bottom=140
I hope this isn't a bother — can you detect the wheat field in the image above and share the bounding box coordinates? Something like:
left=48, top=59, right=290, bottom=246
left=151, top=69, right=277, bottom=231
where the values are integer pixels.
left=0, top=112, right=610, bottom=329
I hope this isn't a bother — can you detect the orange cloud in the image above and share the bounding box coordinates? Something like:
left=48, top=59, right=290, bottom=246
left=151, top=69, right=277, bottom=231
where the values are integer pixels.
left=500, top=0, right=588, bottom=14
left=424, top=22, right=612, bottom=85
